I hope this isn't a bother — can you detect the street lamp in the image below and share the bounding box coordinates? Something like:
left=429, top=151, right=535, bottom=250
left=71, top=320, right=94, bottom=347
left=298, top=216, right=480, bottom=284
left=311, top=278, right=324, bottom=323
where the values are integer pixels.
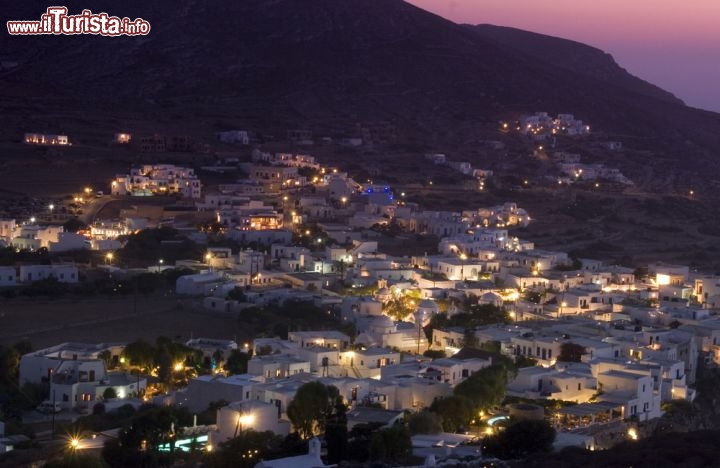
left=235, top=412, right=255, bottom=437
left=105, top=252, right=114, bottom=264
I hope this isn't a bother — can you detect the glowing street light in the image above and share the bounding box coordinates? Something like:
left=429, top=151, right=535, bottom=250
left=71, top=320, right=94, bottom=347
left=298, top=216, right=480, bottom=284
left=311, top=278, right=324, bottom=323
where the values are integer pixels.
left=105, top=252, right=114, bottom=264
left=84, top=187, right=92, bottom=195
left=69, top=438, right=80, bottom=450
left=239, top=413, right=254, bottom=428
left=48, top=203, right=55, bottom=211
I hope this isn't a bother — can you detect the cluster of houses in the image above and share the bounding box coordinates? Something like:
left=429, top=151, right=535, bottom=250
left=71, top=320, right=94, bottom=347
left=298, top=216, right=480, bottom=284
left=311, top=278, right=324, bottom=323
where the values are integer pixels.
left=424, top=153, right=494, bottom=191
left=4, top=146, right=720, bottom=462
left=18, top=343, right=145, bottom=413
left=510, top=112, right=591, bottom=138
left=110, top=164, right=202, bottom=198
left=553, top=152, right=632, bottom=186
left=165, top=247, right=714, bottom=453
left=0, top=219, right=89, bottom=252
left=24, top=133, right=70, bottom=146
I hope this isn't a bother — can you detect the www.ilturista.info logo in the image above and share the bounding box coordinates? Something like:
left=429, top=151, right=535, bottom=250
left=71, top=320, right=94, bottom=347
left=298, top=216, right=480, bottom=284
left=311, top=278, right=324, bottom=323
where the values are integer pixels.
left=7, top=7, right=151, bottom=36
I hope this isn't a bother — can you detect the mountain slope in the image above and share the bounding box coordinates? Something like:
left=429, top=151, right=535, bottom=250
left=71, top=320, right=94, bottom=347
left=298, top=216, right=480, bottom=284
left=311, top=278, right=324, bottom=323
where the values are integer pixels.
left=1, top=0, right=720, bottom=179
left=469, top=24, right=682, bottom=105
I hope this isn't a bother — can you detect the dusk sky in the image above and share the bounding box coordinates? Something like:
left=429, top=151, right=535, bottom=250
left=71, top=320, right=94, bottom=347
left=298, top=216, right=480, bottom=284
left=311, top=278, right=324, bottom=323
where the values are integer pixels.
left=408, top=0, right=720, bottom=113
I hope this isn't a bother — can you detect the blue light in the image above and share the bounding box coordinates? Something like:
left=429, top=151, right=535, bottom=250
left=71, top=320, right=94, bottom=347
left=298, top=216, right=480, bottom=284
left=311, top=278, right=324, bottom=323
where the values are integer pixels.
left=487, top=416, right=509, bottom=426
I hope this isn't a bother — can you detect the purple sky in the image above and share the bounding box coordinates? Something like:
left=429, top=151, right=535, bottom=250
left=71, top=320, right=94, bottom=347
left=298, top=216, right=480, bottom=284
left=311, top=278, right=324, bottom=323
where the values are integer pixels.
left=408, top=0, right=720, bottom=113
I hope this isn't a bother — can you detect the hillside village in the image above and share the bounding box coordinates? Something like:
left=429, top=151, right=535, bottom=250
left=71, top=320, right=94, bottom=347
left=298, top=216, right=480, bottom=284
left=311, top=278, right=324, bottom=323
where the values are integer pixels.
left=0, top=121, right=717, bottom=467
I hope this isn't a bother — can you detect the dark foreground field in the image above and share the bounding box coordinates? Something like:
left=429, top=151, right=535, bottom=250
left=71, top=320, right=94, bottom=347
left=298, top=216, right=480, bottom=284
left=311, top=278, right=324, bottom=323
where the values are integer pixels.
left=0, top=295, right=248, bottom=349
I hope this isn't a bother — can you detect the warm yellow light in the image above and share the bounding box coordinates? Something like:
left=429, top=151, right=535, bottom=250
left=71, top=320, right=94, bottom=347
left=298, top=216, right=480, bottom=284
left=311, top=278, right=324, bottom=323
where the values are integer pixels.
left=206, top=444, right=213, bottom=452
left=460, top=253, right=467, bottom=261
left=174, top=362, right=184, bottom=372
left=656, top=274, right=671, bottom=286
left=70, top=438, right=79, bottom=449
left=627, top=428, right=638, bottom=440
left=106, top=252, right=114, bottom=261
left=341, top=196, right=347, bottom=204
left=205, top=253, right=212, bottom=261
left=84, top=187, right=92, bottom=194
left=239, top=413, right=254, bottom=427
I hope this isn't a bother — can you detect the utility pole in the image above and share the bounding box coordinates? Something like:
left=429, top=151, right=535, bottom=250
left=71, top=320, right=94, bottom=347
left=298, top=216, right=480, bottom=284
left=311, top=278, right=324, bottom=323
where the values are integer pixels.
left=51, top=389, right=56, bottom=439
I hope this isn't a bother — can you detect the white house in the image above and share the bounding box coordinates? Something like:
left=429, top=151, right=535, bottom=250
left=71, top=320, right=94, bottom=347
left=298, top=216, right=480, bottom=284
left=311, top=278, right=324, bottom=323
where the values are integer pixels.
left=18, top=264, right=79, bottom=283
left=212, top=400, right=290, bottom=446
left=216, top=130, right=250, bottom=145
left=180, top=374, right=258, bottom=413
left=176, top=272, right=226, bottom=295
left=0, top=266, right=16, bottom=286
left=247, top=355, right=311, bottom=380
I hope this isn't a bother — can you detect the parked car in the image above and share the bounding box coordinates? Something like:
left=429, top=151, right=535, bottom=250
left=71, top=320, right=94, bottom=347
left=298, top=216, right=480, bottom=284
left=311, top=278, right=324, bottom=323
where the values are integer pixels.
left=36, top=400, right=61, bottom=414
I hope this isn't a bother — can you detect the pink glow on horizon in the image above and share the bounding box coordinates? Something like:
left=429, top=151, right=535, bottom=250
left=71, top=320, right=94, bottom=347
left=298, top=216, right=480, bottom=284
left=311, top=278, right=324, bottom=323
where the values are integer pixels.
left=407, top=0, right=720, bottom=112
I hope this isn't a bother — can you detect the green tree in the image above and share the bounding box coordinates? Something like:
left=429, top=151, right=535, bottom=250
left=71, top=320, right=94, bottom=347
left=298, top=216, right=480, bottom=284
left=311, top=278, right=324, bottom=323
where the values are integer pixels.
left=0, top=345, right=20, bottom=386
left=324, top=396, right=348, bottom=464
left=286, top=382, right=339, bottom=439
left=62, top=218, right=87, bottom=233
left=558, top=342, right=586, bottom=362
left=454, top=364, right=511, bottom=411
left=103, top=387, right=118, bottom=400
left=483, top=419, right=556, bottom=459
left=461, top=329, right=479, bottom=349
left=226, top=287, right=247, bottom=302
left=347, top=422, right=383, bottom=462
left=383, top=296, right=417, bottom=322
left=515, top=355, right=538, bottom=368
left=45, top=452, right=106, bottom=468
left=204, top=430, right=284, bottom=468
left=13, top=340, right=32, bottom=356
left=98, top=350, right=113, bottom=370
left=122, top=339, right=156, bottom=370
left=429, top=395, right=474, bottom=433
left=407, top=410, right=443, bottom=435
left=369, top=424, right=412, bottom=463
left=224, top=349, right=250, bottom=375
left=422, top=349, right=447, bottom=359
